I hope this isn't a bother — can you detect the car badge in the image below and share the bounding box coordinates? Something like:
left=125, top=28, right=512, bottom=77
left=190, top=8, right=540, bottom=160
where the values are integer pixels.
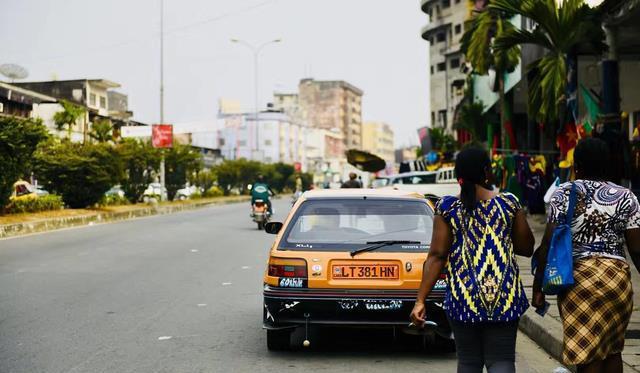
left=405, top=262, right=412, bottom=272
left=312, top=265, right=322, bottom=272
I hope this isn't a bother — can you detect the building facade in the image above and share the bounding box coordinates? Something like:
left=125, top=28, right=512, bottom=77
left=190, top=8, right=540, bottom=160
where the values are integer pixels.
left=362, top=121, right=395, bottom=166
left=421, top=0, right=470, bottom=131
left=297, top=79, right=364, bottom=150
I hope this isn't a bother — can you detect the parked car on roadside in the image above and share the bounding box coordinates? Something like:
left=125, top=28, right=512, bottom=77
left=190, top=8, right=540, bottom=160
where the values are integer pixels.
left=105, top=185, right=125, bottom=198
left=142, top=183, right=166, bottom=202
left=261, top=188, right=451, bottom=351
left=10, top=180, right=38, bottom=201
left=374, top=167, right=458, bottom=203
left=34, top=185, right=49, bottom=197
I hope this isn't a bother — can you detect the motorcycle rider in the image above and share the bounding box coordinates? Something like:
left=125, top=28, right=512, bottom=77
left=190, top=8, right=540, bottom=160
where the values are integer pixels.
left=251, top=174, right=276, bottom=214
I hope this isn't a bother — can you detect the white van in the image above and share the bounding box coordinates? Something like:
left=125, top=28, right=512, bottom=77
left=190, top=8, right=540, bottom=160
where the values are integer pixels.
left=374, top=167, right=458, bottom=201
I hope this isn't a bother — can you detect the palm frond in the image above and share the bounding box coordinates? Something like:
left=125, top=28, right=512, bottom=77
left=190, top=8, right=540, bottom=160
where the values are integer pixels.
left=461, top=10, right=494, bottom=75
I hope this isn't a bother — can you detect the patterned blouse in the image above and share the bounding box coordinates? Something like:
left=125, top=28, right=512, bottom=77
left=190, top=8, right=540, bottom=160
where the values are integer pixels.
left=436, top=193, right=529, bottom=323
left=548, top=180, right=640, bottom=261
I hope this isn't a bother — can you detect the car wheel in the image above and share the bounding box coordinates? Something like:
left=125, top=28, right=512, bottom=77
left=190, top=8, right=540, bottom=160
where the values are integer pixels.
left=267, top=329, right=291, bottom=351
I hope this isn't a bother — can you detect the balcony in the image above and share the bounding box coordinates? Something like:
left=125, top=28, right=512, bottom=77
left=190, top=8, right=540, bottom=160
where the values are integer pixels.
left=421, top=19, right=451, bottom=41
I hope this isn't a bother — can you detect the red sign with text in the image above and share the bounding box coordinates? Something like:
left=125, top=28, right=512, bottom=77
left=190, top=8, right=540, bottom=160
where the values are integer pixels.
left=152, top=124, right=173, bottom=148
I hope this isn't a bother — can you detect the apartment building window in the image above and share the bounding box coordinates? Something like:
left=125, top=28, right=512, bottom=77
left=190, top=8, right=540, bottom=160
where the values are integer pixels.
left=442, top=0, right=451, bottom=8
left=437, top=62, right=446, bottom=72
left=90, top=93, right=96, bottom=106
left=438, top=110, right=448, bottom=127
left=430, top=66, right=435, bottom=75
left=219, top=138, right=225, bottom=146
left=431, top=112, right=436, bottom=125
left=455, top=24, right=462, bottom=34
left=265, top=140, right=272, bottom=146
left=99, top=96, right=106, bottom=109
left=238, top=140, right=247, bottom=146
left=436, top=32, right=446, bottom=43
left=450, top=58, right=460, bottom=69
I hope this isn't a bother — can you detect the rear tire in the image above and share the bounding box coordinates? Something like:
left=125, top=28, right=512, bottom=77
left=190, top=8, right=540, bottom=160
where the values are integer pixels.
left=257, top=221, right=264, bottom=230
left=267, top=329, right=291, bottom=351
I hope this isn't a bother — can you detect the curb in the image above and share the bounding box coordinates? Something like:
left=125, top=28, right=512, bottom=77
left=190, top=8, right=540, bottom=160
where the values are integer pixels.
left=519, top=309, right=567, bottom=369
left=0, top=196, right=251, bottom=239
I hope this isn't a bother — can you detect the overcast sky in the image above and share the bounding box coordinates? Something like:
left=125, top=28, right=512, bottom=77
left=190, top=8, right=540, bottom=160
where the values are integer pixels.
left=1, top=0, right=430, bottom=147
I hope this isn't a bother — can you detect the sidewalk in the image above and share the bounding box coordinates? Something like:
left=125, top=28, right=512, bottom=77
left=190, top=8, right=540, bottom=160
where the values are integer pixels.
left=520, top=216, right=640, bottom=372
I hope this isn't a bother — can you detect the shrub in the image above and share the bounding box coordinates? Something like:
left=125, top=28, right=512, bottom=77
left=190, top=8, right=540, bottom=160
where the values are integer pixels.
left=190, top=191, right=203, bottom=199
left=99, top=194, right=129, bottom=206
left=6, top=195, right=64, bottom=214
left=203, top=186, right=224, bottom=198
left=34, top=141, right=123, bottom=208
left=0, top=116, right=49, bottom=211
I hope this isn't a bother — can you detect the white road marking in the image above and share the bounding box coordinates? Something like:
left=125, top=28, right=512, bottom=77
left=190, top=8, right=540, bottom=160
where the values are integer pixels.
left=158, top=336, right=172, bottom=341
left=222, top=282, right=232, bottom=286
left=241, top=266, right=250, bottom=269
left=190, top=249, right=199, bottom=253
left=197, top=303, right=207, bottom=307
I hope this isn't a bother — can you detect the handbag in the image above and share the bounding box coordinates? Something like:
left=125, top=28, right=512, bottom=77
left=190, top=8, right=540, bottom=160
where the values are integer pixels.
left=542, top=182, right=577, bottom=295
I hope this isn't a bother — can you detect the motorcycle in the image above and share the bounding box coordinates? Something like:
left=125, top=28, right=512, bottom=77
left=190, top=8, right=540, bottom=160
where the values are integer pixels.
left=251, top=199, right=271, bottom=230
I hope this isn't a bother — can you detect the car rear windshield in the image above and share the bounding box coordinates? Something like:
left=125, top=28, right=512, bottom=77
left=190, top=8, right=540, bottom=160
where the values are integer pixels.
left=279, top=198, right=433, bottom=252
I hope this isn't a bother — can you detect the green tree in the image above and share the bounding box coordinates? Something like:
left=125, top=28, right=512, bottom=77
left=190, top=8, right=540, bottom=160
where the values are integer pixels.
left=214, top=160, right=240, bottom=195
left=461, top=0, right=521, bottom=149
left=90, top=118, right=113, bottom=143
left=454, top=101, right=488, bottom=142
left=0, top=117, right=49, bottom=211
left=117, top=139, right=161, bottom=203
left=53, top=100, right=86, bottom=139
left=34, top=141, right=123, bottom=208
left=190, top=169, right=217, bottom=192
left=491, top=0, right=606, bottom=128
left=164, top=144, right=203, bottom=201
left=429, top=127, right=457, bottom=153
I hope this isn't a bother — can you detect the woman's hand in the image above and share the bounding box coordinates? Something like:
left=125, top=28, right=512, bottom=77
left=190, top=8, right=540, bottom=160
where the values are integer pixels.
left=410, top=301, right=426, bottom=327
left=531, top=290, right=546, bottom=309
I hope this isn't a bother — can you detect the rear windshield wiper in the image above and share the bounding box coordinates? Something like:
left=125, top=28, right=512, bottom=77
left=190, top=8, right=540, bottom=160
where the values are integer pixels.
left=350, top=240, right=421, bottom=257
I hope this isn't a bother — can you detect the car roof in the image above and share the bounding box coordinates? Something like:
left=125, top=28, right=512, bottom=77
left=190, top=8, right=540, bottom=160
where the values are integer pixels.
left=302, top=188, right=424, bottom=200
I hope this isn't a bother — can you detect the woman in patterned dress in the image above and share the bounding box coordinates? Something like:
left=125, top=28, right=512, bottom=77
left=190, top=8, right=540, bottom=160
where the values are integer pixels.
left=410, top=146, right=534, bottom=373
left=533, top=138, right=640, bottom=373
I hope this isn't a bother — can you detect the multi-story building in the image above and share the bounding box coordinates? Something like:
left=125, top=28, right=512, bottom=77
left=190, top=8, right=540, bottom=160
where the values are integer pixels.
left=421, top=0, right=470, bottom=131
left=0, top=81, right=57, bottom=119
left=298, top=78, right=364, bottom=150
left=14, top=79, right=134, bottom=142
left=218, top=110, right=307, bottom=168
left=362, top=121, right=395, bottom=166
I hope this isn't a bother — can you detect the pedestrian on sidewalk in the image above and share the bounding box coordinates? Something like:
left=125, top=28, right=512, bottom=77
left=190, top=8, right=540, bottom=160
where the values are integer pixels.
left=532, top=138, right=640, bottom=373
left=410, top=145, right=535, bottom=373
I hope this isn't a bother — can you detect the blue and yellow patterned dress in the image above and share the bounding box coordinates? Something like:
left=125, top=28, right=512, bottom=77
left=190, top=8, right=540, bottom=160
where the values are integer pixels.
left=436, top=193, right=529, bottom=323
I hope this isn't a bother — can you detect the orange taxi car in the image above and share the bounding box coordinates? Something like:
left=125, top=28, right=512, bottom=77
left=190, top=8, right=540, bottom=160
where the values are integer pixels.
left=262, top=189, right=451, bottom=350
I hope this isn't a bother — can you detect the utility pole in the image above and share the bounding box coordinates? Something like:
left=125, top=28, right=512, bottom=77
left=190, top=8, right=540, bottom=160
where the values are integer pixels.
left=159, top=0, right=166, bottom=201
left=230, top=38, right=281, bottom=161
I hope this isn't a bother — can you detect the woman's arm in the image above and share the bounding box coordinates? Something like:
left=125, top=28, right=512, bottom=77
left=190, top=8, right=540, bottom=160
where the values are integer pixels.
left=512, top=210, right=534, bottom=257
left=410, top=215, right=452, bottom=325
left=531, top=223, right=555, bottom=308
left=625, top=228, right=640, bottom=273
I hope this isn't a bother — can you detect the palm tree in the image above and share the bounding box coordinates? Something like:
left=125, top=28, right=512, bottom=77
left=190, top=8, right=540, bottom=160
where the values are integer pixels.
left=461, top=1, right=521, bottom=150
left=491, top=0, right=606, bottom=134
left=53, top=100, right=86, bottom=139
left=90, top=118, right=113, bottom=143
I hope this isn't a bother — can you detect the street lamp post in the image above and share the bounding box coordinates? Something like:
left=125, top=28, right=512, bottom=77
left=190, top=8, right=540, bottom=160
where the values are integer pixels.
left=230, top=38, right=281, bottom=161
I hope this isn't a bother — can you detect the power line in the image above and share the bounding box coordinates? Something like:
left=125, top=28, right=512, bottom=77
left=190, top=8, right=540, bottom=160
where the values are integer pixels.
left=11, top=0, right=277, bottom=65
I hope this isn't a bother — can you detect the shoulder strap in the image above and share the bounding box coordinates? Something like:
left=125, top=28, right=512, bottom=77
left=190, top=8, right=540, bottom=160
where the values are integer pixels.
left=566, top=182, right=578, bottom=222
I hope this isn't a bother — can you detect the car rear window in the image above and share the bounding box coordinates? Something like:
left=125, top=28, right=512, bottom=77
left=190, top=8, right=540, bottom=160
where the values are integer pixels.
left=279, top=198, right=433, bottom=252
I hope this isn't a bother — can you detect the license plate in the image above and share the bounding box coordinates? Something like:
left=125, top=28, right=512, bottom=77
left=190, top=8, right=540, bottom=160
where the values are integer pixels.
left=332, top=264, right=399, bottom=279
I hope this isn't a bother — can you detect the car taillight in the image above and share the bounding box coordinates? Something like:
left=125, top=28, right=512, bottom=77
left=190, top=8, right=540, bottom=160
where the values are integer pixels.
left=268, top=257, right=308, bottom=278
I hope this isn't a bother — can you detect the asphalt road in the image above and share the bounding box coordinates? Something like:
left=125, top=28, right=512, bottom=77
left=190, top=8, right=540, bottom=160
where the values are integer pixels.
left=0, top=199, right=563, bottom=373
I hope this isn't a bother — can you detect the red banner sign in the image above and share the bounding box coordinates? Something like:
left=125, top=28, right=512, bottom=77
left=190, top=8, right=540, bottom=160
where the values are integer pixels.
left=152, top=124, right=173, bottom=148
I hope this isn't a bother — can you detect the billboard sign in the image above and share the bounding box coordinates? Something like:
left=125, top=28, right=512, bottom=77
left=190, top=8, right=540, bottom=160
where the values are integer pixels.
left=152, top=124, right=173, bottom=148
left=417, top=126, right=431, bottom=153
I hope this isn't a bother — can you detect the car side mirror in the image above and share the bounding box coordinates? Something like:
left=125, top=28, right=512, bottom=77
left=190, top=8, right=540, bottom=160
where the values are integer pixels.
left=264, top=222, right=283, bottom=235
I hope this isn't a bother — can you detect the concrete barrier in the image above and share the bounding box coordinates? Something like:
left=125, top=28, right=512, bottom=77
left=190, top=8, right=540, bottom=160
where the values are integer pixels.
left=0, top=196, right=250, bottom=239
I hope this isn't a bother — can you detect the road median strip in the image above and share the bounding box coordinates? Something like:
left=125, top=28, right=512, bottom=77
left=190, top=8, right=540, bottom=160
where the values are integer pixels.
left=0, top=196, right=250, bottom=239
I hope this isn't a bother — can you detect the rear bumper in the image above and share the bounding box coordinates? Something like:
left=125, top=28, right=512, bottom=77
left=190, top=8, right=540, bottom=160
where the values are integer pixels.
left=263, top=285, right=451, bottom=338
